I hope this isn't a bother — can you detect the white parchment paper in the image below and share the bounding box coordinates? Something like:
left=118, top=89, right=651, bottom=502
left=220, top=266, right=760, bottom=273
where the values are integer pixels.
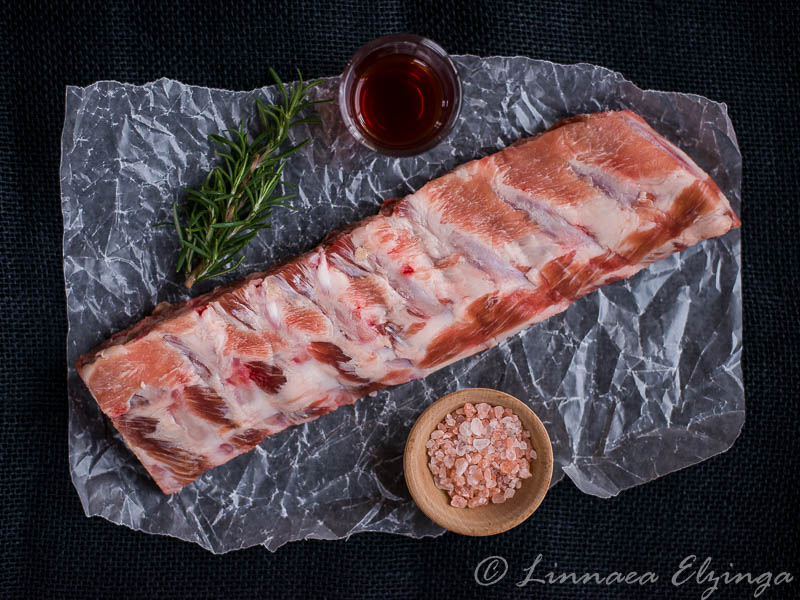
left=61, top=56, right=743, bottom=553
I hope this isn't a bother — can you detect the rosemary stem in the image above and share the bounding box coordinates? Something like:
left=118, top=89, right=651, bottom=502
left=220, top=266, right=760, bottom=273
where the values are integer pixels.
left=185, top=267, right=200, bottom=290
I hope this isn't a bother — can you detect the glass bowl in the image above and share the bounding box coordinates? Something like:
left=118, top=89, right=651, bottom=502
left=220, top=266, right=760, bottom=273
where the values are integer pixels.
left=339, top=34, right=462, bottom=157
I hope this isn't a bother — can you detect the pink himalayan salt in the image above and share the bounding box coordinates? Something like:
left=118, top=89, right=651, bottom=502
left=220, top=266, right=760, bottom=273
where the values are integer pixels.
left=473, top=438, right=490, bottom=451
left=425, top=402, right=535, bottom=508
left=451, top=495, right=467, bottom=508
left=470, top=418, right=484, bottom=435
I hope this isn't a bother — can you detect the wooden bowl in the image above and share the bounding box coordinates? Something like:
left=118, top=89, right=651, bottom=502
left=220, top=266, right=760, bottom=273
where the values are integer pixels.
left=404, top=388, right=553, bottom=536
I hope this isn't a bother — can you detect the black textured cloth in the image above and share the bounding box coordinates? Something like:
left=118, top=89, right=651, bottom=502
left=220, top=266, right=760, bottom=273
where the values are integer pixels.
left=2, top=1, right=798, bottom=598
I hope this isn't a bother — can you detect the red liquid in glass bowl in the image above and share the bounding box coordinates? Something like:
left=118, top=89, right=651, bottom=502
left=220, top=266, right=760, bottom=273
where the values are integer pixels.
left=340, top=35, right=462, bottom=156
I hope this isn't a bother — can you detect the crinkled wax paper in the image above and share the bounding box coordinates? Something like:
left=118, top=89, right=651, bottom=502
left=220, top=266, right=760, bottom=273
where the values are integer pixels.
left=61, top=55, right=743, bottom=553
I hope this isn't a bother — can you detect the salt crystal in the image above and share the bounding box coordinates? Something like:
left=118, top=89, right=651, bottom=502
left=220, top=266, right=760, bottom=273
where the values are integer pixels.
left=491, top=492, right=506, bottom=504
left=445, top=413, right=455, bottom=426
left=463, top=402, right=476, bottom=417
left=493, top=406, right=504, bottom=418
left=476, top=402, right=491, bottom=418
left=470, top=417, right=484, bottom=435
left=444, top=456, right=455, bottom=468
left=458, top=421, right=473, bottom=438
left=469, top=453, right=481, bottom=465
left=473, top=438, right=490, bottom=451
left=455, top=457, right=468, bottom=476
left=430, top=429, right=444, bottom=439
left=425, top=440, right=434, bottom=448
left=530, top=449, right=537, bottom=460
left=451, top=495, right=467, bottom=508
left=504, top=487, right=516, bottom=499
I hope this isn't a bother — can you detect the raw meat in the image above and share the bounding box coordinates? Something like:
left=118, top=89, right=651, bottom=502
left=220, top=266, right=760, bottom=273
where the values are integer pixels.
left=76, top=110, right=740, bottom=494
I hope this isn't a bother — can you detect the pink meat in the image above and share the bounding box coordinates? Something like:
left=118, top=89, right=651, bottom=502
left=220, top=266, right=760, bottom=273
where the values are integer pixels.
left=76, top=110, right=740, bottom=494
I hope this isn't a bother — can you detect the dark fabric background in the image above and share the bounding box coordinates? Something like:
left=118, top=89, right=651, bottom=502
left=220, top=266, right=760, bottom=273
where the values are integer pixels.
left=1, top=1, right=798, bottom=598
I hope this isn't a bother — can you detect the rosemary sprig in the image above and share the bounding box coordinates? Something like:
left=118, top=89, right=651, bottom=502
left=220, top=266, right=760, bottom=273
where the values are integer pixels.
left=173, top=68, right=325, bottom=288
